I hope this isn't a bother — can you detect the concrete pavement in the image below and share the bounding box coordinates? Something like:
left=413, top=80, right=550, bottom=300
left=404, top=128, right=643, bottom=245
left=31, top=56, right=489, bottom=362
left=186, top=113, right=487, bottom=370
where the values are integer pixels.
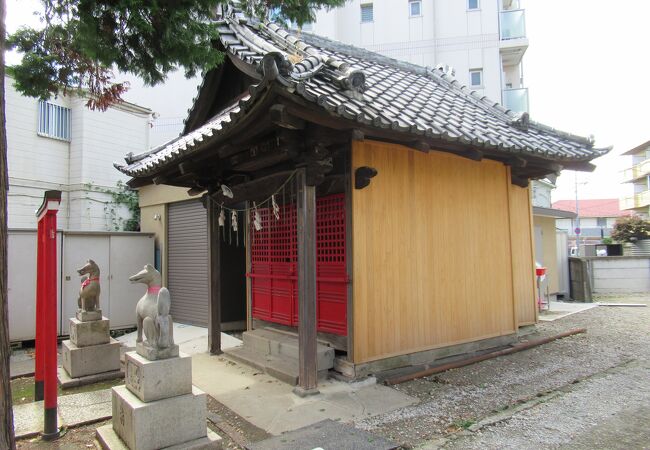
left=192, top=352, right=418, bottom=435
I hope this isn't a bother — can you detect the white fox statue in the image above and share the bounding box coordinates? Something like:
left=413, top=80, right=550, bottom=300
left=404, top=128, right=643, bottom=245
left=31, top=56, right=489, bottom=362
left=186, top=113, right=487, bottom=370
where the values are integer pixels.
left=129, top=264, right=177, bottom=360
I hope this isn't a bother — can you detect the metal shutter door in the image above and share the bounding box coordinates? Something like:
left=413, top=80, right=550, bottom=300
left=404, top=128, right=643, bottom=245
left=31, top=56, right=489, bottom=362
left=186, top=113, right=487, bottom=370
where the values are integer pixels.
left=168, top=200, right=208, bottom=326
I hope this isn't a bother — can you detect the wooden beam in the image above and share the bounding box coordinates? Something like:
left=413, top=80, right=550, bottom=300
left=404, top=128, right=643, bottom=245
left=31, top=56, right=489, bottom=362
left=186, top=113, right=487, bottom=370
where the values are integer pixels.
left=245, top=201, right=253, bottom=332
left=351, top=129, right=364, bottom=141
left=511, top=173, right=530, bottom=188
left=211, top=170, right=295, bottom=205
left=464, top=148, right=483, bottom=161
left=152, top=175, right=168, bottom=185
left=562, top=160, right=596, bottom=172
left=294, top=167, right=319, bottom=396
left=207, top=197, right=222, bottom=355
left=411, top=140, right=430, bottom=153
left=344, top=148, right=354, bottom=363
left=270, top=104, right=305, bottom=130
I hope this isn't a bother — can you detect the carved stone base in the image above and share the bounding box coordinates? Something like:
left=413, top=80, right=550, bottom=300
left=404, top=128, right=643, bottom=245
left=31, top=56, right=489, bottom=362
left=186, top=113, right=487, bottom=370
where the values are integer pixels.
left=70, top=317, right=110, bottom=347
left=61, top=338, right=121, bottom=378
left=109, top=385, right=211, bottom=450
left=125, top=351, right=192, bottom=402
left=136, top=342, right=179, bottom=361
left=76, top=309, right=103, bottom=322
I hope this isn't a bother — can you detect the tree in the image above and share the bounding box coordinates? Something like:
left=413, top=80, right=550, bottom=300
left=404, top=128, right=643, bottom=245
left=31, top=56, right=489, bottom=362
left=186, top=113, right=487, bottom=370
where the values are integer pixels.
left=1, top=0, right=345, bottom=445
left=611, top=215, right=650, bottom=243
left=1, top=0, right=15, bottom=447
left=7, top=0, right=345, bottom=110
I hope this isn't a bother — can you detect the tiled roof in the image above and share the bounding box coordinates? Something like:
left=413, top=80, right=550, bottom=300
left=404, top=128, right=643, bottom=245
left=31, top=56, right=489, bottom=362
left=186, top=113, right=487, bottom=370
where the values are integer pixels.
left=552, top=199, right=633, bottom=218
left=116, top=5, right=609, bottom=178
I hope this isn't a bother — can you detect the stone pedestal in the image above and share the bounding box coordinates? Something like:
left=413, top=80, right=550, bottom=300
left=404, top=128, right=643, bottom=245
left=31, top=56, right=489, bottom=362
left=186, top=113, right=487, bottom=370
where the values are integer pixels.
left=77, top=309, right=103, bottom=322
left=58, top=315, right=123, bottom=388
left=136, top=342, right=179, bottom=361
left=96, top=351, right=221, bottom=450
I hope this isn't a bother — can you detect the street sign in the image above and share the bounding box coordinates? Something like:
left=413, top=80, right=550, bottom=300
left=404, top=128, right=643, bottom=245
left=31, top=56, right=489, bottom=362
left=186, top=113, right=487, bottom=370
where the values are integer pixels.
left=575, top=227, right=581, bottom=235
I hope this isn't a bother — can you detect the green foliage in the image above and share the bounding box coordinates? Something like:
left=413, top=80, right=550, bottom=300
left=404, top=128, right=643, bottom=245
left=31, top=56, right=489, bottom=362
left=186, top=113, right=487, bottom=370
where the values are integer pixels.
left=601, top=237, right=613, bottom=245
left=610, top=215, right=650, bottom=243
left=7, top=0, right=345, bottom=109
left=87, top=181, right=140, bottom=231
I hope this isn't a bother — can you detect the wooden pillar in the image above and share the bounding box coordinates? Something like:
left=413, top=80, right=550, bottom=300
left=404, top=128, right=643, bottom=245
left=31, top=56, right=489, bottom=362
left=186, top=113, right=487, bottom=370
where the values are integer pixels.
left=207, top=196, right=222, bottom=355
left=245, top=201, right=253, bottom=331
left=294, top=168, right=319, bottom=396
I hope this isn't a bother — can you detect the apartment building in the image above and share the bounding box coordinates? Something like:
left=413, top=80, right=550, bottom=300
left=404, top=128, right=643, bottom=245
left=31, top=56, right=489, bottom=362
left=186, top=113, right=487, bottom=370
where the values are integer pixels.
left=5, top=75, right=152, bottom=230
left=308, top=0, right=529, bottom=113
left=620, top=140, right=650, bottom=217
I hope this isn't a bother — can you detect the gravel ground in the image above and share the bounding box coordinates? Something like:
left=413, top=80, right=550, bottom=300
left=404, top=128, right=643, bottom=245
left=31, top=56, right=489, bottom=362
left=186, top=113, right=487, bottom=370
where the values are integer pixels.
left=355, top=294, right=650, bottom=449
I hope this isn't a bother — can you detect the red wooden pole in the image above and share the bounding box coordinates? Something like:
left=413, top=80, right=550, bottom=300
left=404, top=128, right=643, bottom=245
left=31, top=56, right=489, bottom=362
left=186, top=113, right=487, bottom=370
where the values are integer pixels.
left=34, top=219, right=44, bottom=401
left=36, top=190, right=61, bottom=440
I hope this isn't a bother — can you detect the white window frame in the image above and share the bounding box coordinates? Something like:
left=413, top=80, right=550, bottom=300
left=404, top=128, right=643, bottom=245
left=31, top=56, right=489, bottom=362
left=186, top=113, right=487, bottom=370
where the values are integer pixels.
left=409, top=0, right=422, bottom=17
left=468, top=0, right=480, bottom=10
left=37, top=100, right=71, bottom=141
left=360, top=3, right=374, bottom=23
left=469, top=69, right=483, bottom=88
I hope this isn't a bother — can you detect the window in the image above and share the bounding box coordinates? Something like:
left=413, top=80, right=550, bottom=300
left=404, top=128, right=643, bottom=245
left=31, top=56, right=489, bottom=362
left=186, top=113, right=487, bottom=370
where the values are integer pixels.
left=468, top=0, right=480, bottom=10
left=37, top=100, right=71, bottom=141
left=469, top=69, right=483, bottom=88
left=361, top=3, right=373, bottom=23
left=597, top=217, right=607, bottom=227
left=409, top=0, right=421, bottom=17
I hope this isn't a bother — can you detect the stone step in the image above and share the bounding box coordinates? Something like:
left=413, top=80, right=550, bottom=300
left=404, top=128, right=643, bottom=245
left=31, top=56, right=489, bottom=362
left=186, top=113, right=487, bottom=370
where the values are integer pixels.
left=242, top=328, right=334, bottom=371
left=225, top=346, right=329, bottom=386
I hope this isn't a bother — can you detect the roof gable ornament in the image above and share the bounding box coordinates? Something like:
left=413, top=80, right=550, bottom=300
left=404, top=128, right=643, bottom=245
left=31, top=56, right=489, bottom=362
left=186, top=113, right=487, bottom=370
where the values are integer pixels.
left=259, top=53, right=293, bottom=86
left=511, top=112, right=530, bottom=131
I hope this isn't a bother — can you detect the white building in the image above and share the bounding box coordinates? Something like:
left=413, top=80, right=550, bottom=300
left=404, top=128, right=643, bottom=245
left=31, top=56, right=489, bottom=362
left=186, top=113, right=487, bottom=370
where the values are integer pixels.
left=308, top=0, right=529, bottom=113
left=620, top=140, right=650, bottom=217
left=5, top=75, right=152, bottom=230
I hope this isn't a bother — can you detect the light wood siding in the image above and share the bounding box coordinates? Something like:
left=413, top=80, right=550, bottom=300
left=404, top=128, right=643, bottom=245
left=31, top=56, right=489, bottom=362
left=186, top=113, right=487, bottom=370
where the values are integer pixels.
left=168, top=200, right=209, bottom=326
left=508, top=181, right=537, bottom=325
left=351, top=140, right=523, bottom=364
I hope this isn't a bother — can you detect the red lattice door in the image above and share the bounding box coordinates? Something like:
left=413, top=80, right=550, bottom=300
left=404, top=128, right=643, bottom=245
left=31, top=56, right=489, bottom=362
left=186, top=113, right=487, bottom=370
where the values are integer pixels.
left=249, top=193, right=348, bottom=336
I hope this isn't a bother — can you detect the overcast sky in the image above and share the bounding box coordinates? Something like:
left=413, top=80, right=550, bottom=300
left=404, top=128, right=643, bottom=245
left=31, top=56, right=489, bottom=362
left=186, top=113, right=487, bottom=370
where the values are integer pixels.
left=6, top=0, right=648, bottom=202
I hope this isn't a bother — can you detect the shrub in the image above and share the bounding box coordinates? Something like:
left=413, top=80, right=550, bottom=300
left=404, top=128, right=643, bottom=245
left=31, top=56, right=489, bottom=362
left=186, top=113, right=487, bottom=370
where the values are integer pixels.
left=610, top=215, right=650, bottom=243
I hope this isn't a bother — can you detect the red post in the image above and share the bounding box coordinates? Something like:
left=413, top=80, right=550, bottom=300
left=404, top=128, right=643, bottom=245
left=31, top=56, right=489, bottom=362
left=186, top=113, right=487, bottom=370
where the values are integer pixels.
left=34, top=219, right=44, bottom=401
left=36, top=190, right=61, bottom=440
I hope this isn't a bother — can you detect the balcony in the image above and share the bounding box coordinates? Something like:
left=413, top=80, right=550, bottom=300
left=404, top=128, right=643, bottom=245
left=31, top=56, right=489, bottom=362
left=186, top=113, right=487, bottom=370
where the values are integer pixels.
left=621, top=159, right=650, bottom=183
left=502, top=87, right=529, bottom=113
left=620, top=190, right=650, bottom=210
left=500, top=9, right=526, bottom=40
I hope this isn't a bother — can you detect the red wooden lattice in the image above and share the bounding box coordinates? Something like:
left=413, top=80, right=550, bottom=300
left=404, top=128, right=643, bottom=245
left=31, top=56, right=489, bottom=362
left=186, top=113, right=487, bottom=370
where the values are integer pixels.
left=249, top=193, right=348, bottom=335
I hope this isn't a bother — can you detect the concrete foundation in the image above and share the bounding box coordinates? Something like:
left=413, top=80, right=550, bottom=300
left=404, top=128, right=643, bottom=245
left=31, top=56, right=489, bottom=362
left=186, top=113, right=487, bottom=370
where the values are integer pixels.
left=336, top=333, right=518, bottom=379
left=58, top=366, right=123, bottom=389
left=96, top=425, right=222, bottom=450
left=61, top=338, right=121, bottom=379
left=125, top=352, right=192, bottom=402
left=70, top=317, right=110, bottom=347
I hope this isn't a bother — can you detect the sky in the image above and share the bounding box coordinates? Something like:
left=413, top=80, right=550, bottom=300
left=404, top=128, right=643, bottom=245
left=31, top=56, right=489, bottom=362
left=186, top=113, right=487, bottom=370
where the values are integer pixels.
left=5, top=0, right=649, bottom=203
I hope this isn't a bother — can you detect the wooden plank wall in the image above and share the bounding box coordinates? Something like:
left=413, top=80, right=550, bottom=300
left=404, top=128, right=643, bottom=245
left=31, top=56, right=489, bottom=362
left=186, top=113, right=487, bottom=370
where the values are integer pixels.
left=507, top=179, right=537, bottom=326
left=351, top=140, right=528, bottom=364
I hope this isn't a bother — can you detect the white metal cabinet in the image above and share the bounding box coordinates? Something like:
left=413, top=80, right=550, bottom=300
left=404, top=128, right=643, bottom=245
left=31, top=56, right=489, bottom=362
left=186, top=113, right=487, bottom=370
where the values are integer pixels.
left=108, top=235, right=155, bottom=329
left=9, top=230, right=154, bottom=341
left=61, top=235, right=111, bottom=334
left=8, top=230, right=63, bottom=341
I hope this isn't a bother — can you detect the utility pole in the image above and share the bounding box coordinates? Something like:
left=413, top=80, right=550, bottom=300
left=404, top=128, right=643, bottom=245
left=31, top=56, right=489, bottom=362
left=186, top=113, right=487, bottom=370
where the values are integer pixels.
left=574, top=172, right=581, bottom=256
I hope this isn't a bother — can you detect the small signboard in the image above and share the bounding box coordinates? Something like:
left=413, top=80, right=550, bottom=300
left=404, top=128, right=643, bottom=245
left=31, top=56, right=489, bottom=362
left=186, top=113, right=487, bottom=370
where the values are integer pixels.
left=575, top=227, right=581, bottom=235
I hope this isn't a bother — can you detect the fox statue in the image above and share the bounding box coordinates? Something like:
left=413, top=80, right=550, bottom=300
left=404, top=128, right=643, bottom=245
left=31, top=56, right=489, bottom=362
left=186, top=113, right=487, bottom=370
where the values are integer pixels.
left=129, top=264, right=174, bottom=355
